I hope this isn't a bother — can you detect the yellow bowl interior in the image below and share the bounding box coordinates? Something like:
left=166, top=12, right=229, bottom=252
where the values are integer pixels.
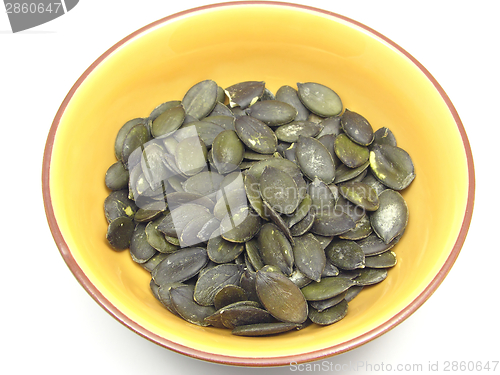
left=48, top=3, right=471, bottom=362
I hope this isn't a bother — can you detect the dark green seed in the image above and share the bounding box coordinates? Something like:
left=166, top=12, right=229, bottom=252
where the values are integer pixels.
left=339, top=182, right=379, bottom=211
left=357, top=232, right=402, bottom=256
left=297, top=82, right=342, bottom=117
left=259, top=166, right=299, bottom=215
left=369, top=144, right=415, bottom=190
left=370, top=189, right=408, bottom=244
left=334, top=134, right=369, bottom=168
left=149, top=100, right=182, bottom=121
left=225, top=81, right=265, bottom=109
left=207, top=229, right=245, bottom=263
left=325, top=239, right=365, bottom=270
left=121, top=124, right=151, bottom=166
left=243, top=173, right=269, bottom=221
left=194, top=264, right=244, bottom=306
left=341, top=109, right=374, bottom=146
left=334, top=161, right=370, bottom=184
left=365, top=251, right=397, bottom=268
left=151, top=105, right=185, bottom=138
left=212, top=130, right=245, bottom=174
left=257, top=223, right=294, bottom=276
left=292, top=233, right=326, bottom=282
left=290, top=209, right=315, bottom=236
left=246, top=100, right=297, bottom=127
left=170, top=284, right=216, bottom=326
left=245, top=239, right=265, bottom=270
left=213, top=285, right=248, bottom=310
left=345, top=285, right=363, bottom=302
left=152, top=247, right=208, bottom=285
left=114, top=118, right=146, bottom=160
left=235, top=116, right=277, bottom=154
left=175, top=136, right=208, bottom=176
left=308, top=299, right=348, bottom=325
left=310, top=207, right=355, bottom=236
left=220, top=305, right=273, bottom=329
left=256, top=270, right=308, bottom=324
left=301, top=276, right=355, bottom=301
left=316, top=116, right=342, bottom=138
left=182, top=80, right=219, bottom=120
left=372, top=127, right=397, bottom=148
left=339, top=214, right=372, bottom=240
left=309, top=292, right=346, bottom=312
left=104, top=190, right=137, bottom=223
left=106, top=216, right=135, bottom=250
left=130, top=223, right=157, bottom=263
left=275, top=85, right=310, bottom=121
left=142, top=252, right=167, bottom=272
left=179, top=213, right=215, bottom=247
left=220, top=205, right=261, bottom=243
left=296, top=136, right=335, bottom=184
left=285, top=194, right=312, bottom=228
left=353, top=268, right=388, bottom=286
left=275, top=121, right=323, bottom=143
left=105, top=161, right=129, bottom=191
left=309, top=178, right=336, bottom=211
left=231, top=322, right=300, bottom=336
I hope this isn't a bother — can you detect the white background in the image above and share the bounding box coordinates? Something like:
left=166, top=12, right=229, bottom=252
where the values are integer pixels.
left=1, top=1, right=498, bottom=374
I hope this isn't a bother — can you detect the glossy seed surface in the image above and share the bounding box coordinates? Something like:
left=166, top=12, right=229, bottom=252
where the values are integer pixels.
left=297, top=82, right=342, bottom=117
left=370, top=144, right=415, bottom=190
left=308, top=299, right=348, bottom=325
left=370, top=189, right=408, bottom=244
left=341, top=109, right=374, bottom=146
left=334, top=134, right=369, bottom=168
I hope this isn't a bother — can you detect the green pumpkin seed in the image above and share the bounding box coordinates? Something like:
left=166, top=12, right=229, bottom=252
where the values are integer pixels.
left=105, top=161, right=129, bottom=191
left=370, top=189, right=408, bottom=244
left=325, top=239, right=365, bottom=270
left=145, top=215, right=179, bottom=253
left=182, top=80, right=219, bottom=120
left=149, top=100, right=182, bottom=121
left=245, top=239, right=264, bottom=270
left=194, top=264, right=244, bottom=306
left=157, top=203, right=211, bottom=237
left=157, top=282, right=185, bottom=316
left=235, top=115, right=277, bottom=154
left=106, top=216, right=135, bottom=250
left=345, top=285, right=363, bottom=302
left=301, top=276, right=355, bottom=301
left=262, top=200, right=294, bottom=244
left=296, top=136, right=335, bottom=184
left=365, top=251, right=397, bottom=268
left=151, top=105, right=185, bottom=138
left=259, top=166, right=299, bottom=215
left=341, top=109, right=374, bottom=146
left=212, top=130, right=245, bottom=174
left=104, top=190, right=137, bottom=223
left=179, top=212, right=215, bottom=247
left=256, top=270, right=308, bottom=324
left=182, top=170, right=224, bottom=198
left=353, top=268, right=388, bottom=286
left=334, top=133, right=369, bottom=168
left=339, top=182, right=379, bottom=211
left=261, top=87, right=275, bottom=101
left=189, top=121, right=226, bottom=147
left=141, top=143, right=170, bottom=190
left=121, top=123, right=151, bottom=167
left=225, top=81, right=265, bottom=109
left=372, top=127, right=397, bottom=148
left=197, top=217, right=221, bottom=242
left=357, top=232, right=402, bottom=256
left=257, top=223, right=294, bottom=276
left=369, top=144, right=415, bottom=190
left=134, top=200, right=166, bottom=223
left=207, top=228, right=245, bottom=263
left=317, top=134, right=341, bottom=166
left=114, top=118, right=147, bottom=160
left=152, top=247, right=208, bottom=285
left=130, top=223, right=157, bottom=263
left=339, top=214, right=372, bottom=240
left=288, top=269, right=313, bottom=288
left=231, top=106, right=247, bottom=117
left=275, top=121, right=323, bottom=143
left=285, top=194, right=312, bottom=228
left=142, top=252, right=167, bottom=272
left=308, top=299, right=348, bottom=325
left=246, top=100, right=297, bottom=127
left=309, top=291, right=346, bottom=312
left=213, top=188, right=247, bottom=220
left=204, top=114, right=236, bottom=132
left=310, top=207, right=355, bottom=236
left=220, top=305, right=273, bottom=329
left=275, top=85, right=310, bottom=121
left=316, top=116, right=342, bottom=138
left=165, top=192, right=215, bottom=211
left=232, top=322, right=300, bottom=336
left=175, top=136, right=208, bottom=176
left=309, top=178, right=336, bottom=211
left=243, top=173, right=269, bottom=220
left=290, top=209, right=315, bottom=236
left=322, top=258, right=340, bottom=277
left=297, top=82, right=342, bottom=117
left=239, top=269, right=260, bottom=303
left=220, top=205, right=261, bottom=243
left=150, top=279, right=162, bottom=301
left=362, top=171, right=387, bottom=196
left=334, top=161, right=370, bottom=184
left=170, top=284, right=216, bottom=326
left=335, top=195, right=366, bottom=223
left=292, top=233, right=326, bottom=282
left=246, top=156, right=301, bottom=181
left=244, top=150, right=274, bottom=161
left=213, top=285, right=248, bottom=310
left=312, top=234, right=334, bottom=250
left=208, top=102, right=235, bottom=118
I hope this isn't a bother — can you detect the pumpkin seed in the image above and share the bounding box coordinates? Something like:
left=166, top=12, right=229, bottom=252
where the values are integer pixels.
left=246, top=100, right=297, bottom=127
left=121, top=124, right=151, bottom=167
left=370, top=144, right=415, bottom=190
left=213, top=188, right=247, bottom=220
left=213, top=285, right=248, bottom=310
left=325, top=239, right=365, bottom=270
left=255, top=270, right=308, bottom=324
left=220, top=305, right=273, bottom=329
left=310, top=207, right=355, bottom=236
left=157, top=203, right=211, bottom=237
left=151, top=105, right=185, bottom=138
left=197, top=217, right=221, bottom=242
left=292, top=233, right=326, bottom=282
left=345, top=285, right=363, bottom=302
left=106, top=216, right=135, bottom=250
left=335, top=195, right=366, bottom=223
left=231, top=322, right=300, bottom=336
left=165, top=192, right=215, bottom=211
left=129, top=223, right=157, bottom=263
left=372, top=127, right=397, bottom=148
left=284, top=194, right=312, bottom=228
left=357, top=232, right=402, bottom=256
left=182, top=171, right=224, bottom=197
left=317, top=134, right=341, bottom=167
left=288, top=269, right=313, bottom=288
left=105, top=161, right=129, bottom=191
left=316, top=116, right=342, bottom=138
left=275, top=85, right=310, bottom=121
left=175, top=136, right=208, bottom=176
left=141, top=143, right=170, bottom=190
left=301, top=276, right=355, bottom=301
left=220, top=205, right=261, bottom=243
left=212, top=130, right=245, bottom=174
left=114, top=118, right=147, bottom=160
left=334, top=161, right=370, bottom=184
left=362, top=171, right=387, bottom=196
left=204, top=114, right=236, bottom=131
left=296, top=136, right=335, bottom=184
left=309, top=178, right=336, bottom=211
left=334, top=133, right=369, bottom=168
left=179, top=212, right=215, bottom=247
left=275, top=121, right=323, bottom=143
left=245, top=239, right=264, bottom=270
left=339, top=182, right=379, bottom=211
left=243, top=173, right=269, bottom=220
left=341, top=109, right=374, bottom=146
left=149, top=100, right=182, bottom=121
left=157, top=282, right=185, bottom=316
left=365, top=251, right=397, bottom=268
left=309, top=291, right=346, bottom=312
left=297, top=82, right=342, bottom=117
left=188, top=121, right=225, bottom=147
left=194, top=264, right=244, bottom=306
left=262, top=200, right=294, bottom=244
left=207, top=228, right=245, bottom=263
left=312, top=234, right=334, bottom=250
left=142, top=252, right=168, bottom=272
left=322, top=259, right=340, bottom=277
left=308, top=299, right=348, bottom=325
left=207, top=102, right=235, bottom=118
left=290, top=209, right=316, bottom=236
left=150, top=279, right=162, bottom=301
left=239, top=269, right=260, bottom=303
left=225, top=81, right=265, bottom=109
left=235, top=115, right=277, bottom=154
left=370, top=189, right=408, bottom=244
left=182, top=80, right=218, bottom=120
left=339, top=214, right=372, bottom=240
left=152, top=247, right=208, bottom=285
left=170, top=284, right=216, bottom=326
left=353, top=268, right=388, bottom=286
left=259, top=166, right=299, bottom=215
left=258, top=223, right=294, bottom=276
left=104, top=190, right=137, bottom=223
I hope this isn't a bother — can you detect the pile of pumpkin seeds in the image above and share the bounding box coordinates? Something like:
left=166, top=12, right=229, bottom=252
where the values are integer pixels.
left=104, top=80, right=415, bottom=336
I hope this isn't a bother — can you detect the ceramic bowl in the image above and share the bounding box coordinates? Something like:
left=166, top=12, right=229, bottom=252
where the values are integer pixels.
left=42, top=1, right=474, bottom=366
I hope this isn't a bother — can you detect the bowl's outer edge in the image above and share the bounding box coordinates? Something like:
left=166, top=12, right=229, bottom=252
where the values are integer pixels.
left=41, top=0, right=475, bottom=367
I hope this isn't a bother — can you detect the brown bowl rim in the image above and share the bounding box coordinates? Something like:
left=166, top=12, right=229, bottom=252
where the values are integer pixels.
left=42, top=0, right=475, bottom=367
